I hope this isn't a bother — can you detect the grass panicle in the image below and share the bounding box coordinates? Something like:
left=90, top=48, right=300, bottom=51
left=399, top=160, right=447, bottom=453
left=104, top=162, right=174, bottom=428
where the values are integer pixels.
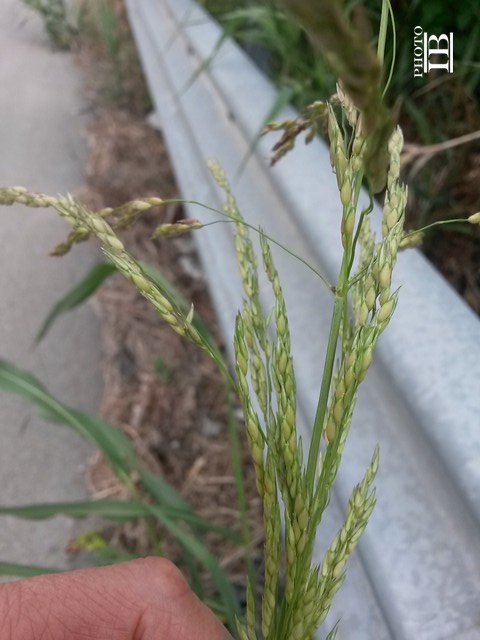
left=207, top=110, right=408, bottom=636
left=0, top=188, right=227, bottom=376
left=312, top=448, right=378, bottom=632
left=2, top=2, right=457, bottom=636
left=0, top=90, right=409, bottom=639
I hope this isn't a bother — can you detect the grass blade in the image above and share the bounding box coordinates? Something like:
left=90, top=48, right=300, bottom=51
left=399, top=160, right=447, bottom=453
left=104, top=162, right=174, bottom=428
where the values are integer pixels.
left=0, top=359, right=135, bottom=478
left=0, top=499, right=150, bottom=522
left=0, top=562, right=60, bottom=577
left=138, top=468, right=240, bottom=542
left=138, top=467, right=191, bottom=510
left=0, top=492, right=240, bottom=541
left=147, top=504, right=239, bottom=632
left=36, top=263, right=117, bottom=343
left=0, top=361, right=239, bottom=541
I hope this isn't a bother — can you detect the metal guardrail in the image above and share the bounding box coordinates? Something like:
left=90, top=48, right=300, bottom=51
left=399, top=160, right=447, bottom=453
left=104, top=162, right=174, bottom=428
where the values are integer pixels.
left=125, top=1, right=480, bottom=637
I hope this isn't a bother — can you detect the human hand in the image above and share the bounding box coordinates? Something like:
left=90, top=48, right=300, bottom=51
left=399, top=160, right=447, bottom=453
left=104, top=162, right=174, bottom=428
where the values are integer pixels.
left=0, top=557, right=233, bottom=639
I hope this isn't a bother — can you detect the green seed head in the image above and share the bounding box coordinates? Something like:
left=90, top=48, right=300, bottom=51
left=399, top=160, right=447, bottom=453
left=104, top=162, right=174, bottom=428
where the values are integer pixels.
left=377, top=296, right=395, bottom=323
left=325, top=418, right=336, bottom=443
left=379, top=263, right=391, bottom=289
left=365, top=286, right=376, bottom=312
left=340, top=179, right=352, bottom=207
left=399, top=230, right=423, bottom=249
left=468, top=211, right=480, bottom=224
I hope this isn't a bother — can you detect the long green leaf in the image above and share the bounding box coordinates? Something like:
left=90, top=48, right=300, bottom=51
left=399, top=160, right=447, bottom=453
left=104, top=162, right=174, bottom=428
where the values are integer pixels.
left=147, top=504, right=239, bottom=632
left=36, top=263, right=117, bottom=343
left=0, top=499, right=150, bottom=522
left=0, top=360, right=135, bottom=478
left=0, top=495, right=240, bottom=543
left=0, top=562, right=60, bottom=577
left=138, top=467, right=192, bottom=511
left=138, top=468, right=240, bottom=543
left=35, top=260, right=220, bottom=364
left=0, top=361, right=239, bottom=543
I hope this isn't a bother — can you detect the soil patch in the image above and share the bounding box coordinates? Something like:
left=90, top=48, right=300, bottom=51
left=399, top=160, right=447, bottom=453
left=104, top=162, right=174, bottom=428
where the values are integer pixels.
left=70, top=0, right=264, bottom=598
left=76, top=103, right=262, bottom=592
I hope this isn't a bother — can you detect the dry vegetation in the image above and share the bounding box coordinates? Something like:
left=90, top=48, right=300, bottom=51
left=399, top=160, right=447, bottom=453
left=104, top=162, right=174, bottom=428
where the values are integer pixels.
left=74, top=6, right=263, bottom=588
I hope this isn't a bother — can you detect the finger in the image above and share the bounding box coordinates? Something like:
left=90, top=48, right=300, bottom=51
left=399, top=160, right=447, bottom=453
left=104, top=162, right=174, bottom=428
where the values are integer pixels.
left=0, top=557, right=230, bottom=640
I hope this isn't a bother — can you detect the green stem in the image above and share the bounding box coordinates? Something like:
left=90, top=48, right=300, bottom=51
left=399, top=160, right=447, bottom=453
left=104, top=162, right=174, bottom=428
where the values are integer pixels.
left=403, top=217, right=469, bottom=239
left=224, top=379, right=256, bottom=596
left=154, top=199, right=334, bottom=291
left=347, top=190, right=373, bottom=275
left=306, top=168, right=364, bottom=492
left=305, top=257, right=348, bottom=491
left=377, top=0, right=389, bottom=65
left=383, top=0, right=397, bottom=96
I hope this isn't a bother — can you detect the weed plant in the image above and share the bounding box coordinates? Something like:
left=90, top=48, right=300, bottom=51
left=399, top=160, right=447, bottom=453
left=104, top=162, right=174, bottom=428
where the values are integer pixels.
left=78, top=0, right=151, bottom=114
left=26, top=0, right=151, bottom=113
left=203, top=0, right=480, bottom=106
left=23, top=0, right=76, bottom=49
left=1, top=0, right=479, bottom=637
left=202, top=0, right=480, bottom=296
left=202, top=1, right=336, bottom=105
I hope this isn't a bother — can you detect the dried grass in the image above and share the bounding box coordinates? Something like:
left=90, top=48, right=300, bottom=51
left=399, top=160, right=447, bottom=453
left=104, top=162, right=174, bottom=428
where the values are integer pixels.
left=81, top=110, right=263, bottom=582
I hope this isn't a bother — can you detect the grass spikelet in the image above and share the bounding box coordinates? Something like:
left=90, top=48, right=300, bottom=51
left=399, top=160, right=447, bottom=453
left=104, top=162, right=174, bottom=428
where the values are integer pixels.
left=0, top=186, right=58, bottom=208
left=0, top=187, right=228, bottom=372
left=290, top=568, right=319, bottom=640
left=236, top=617, right=250, bottom=640
left=208, top=130, right=405, bottom=636
left=234, top=314, right=266, bottom=497
left=284, top=511, right=297, bottom=606
left=152, top=219, right=203, bottom=238
left=209, top=160, right=268, bottom=353
left=261, top=452, right=280, bottom=640
left=259, top=234, right=298, bottom=498
left=467, top=211, right=480, bottom=225
left=310, top=448, right=378, bottom=632
left=246, top=577, right=257, bottom=640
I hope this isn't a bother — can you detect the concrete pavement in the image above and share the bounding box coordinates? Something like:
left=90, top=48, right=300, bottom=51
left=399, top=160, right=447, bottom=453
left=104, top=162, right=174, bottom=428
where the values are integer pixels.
left=0, top=0, right=102, bottom=571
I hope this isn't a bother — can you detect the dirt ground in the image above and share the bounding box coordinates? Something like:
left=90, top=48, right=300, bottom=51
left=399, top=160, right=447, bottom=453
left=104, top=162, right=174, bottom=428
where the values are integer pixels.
left=65, top=0, right=267, bottom=594
left=76, top=107, right=264, bottom=588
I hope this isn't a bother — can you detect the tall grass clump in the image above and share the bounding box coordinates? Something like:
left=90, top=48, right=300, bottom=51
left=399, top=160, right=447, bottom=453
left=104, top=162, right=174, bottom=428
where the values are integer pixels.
left=3, top=0, right=478, bottom=636
left=77, top=0, right=150, bottom=111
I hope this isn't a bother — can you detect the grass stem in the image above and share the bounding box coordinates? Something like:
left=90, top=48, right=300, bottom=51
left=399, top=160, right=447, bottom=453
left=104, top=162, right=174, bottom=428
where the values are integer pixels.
left=305, top=258, right=347, bottom=491
left=224, top=379, right=256, bottom=599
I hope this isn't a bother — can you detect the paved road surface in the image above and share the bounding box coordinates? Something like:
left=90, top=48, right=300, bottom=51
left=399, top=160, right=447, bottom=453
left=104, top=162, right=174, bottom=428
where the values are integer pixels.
left=0, top=0, right=102, bottom=572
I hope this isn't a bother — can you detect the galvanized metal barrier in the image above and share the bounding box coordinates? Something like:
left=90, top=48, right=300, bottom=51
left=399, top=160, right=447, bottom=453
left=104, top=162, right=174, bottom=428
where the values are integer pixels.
left=125, top=1, right=480, bottom=637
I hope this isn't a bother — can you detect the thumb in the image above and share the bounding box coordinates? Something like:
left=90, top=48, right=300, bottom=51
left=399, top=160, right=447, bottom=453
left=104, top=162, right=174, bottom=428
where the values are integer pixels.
left=0, top=557, right=232, bottom=640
